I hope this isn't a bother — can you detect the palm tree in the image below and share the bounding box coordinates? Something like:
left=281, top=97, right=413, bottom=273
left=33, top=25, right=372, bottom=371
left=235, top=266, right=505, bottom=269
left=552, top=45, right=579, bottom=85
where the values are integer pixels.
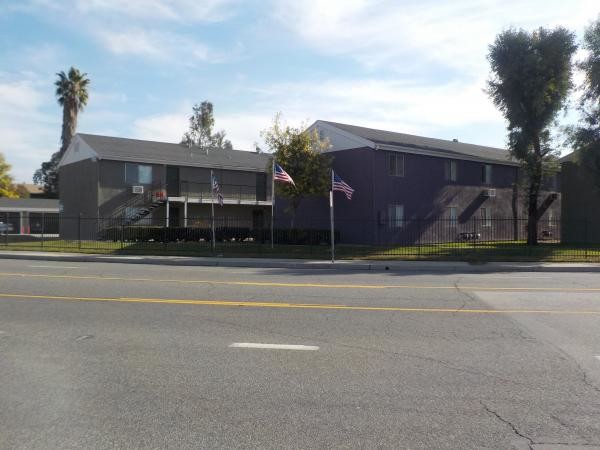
left=34, top=67, right=90, bottom=195
left=56, top=67, right=90, bottom=157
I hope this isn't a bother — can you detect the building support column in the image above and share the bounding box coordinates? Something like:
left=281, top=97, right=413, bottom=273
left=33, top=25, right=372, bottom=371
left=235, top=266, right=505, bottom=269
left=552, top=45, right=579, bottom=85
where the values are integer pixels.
left=166, top=199, right=170, bottom=228
left=184, top=197, right=188, bottom=228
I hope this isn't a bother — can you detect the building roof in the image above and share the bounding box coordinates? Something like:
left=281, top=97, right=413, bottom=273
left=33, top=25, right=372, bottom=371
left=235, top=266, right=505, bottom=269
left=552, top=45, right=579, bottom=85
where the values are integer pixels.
left=560, top=151, right=577, bottom=163
left=22, top=184, right=44, bottom=195
left=0, top=198, right=60, bottom=211
left=78, top=134, right=271, bottom=172
left=319, top=121, right=518, bottom=166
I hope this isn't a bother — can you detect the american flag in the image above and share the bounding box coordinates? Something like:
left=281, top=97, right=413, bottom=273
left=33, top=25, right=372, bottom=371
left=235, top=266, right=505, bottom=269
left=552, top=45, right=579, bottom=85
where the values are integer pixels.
left=212, top=174, right=224, bottom=206
left=274, top=163, right=295, bottom=186
left=332, top=172, right=354, bottom=200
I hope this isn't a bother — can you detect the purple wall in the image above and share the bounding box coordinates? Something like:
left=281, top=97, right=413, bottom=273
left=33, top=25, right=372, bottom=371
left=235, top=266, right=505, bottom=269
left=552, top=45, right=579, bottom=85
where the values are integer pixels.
left=276, top=147, right=560, bottom=245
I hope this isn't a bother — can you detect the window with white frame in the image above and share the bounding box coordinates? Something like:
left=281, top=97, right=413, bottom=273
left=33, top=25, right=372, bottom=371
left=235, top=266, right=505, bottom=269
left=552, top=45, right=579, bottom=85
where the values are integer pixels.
left=388, top=153, right=405, bottom=177
left=125, top=163, right=153, bottom=184
left=445, top=160, right=457, bottom=182
left=388, top=204, right=404, bottom=228
left=448, top=206, right=458, bottom=226
left=480, top=207, right=492, bottom=227
left=482, top=164, right=492, bottom=184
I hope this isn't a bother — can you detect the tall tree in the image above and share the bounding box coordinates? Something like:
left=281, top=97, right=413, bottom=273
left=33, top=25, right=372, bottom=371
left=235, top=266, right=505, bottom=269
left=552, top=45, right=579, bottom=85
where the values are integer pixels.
left=569, top=17, right=600, bottom=192
left=0, top=153, right=19, bottom=199
left=487, top=27, right=577, bottom=245
left=181, top=101, right=233, bottom=151
left=261, top=114, right=331, bottom=222
left=34, top=67, right=90, bottom=196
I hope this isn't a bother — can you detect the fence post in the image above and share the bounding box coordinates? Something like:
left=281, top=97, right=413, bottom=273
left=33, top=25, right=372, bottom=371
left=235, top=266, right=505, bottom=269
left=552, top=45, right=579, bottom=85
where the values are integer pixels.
left=41, top=212, right=45, bottom=248
left=585, top=217, right=589, bottom=260
left=4, top=212, right=8, bottom=247
left=417, top=219, right=422, bottom=259
left=78, top=214, right=82, bottom=250
left=120, top=218, right=124, bottom=250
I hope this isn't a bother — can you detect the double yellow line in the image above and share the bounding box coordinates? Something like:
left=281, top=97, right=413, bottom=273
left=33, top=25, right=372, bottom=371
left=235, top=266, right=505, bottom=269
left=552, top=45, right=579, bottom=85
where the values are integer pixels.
left=1, top=292, right=600, bottom=315
left=2, top=272, right=600, bottom=292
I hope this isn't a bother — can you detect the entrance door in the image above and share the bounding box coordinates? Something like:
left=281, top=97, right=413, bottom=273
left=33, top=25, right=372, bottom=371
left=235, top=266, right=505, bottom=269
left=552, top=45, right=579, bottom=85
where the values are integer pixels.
left=256, top=173, right=267, bottom=201
left=166, top=166, right=180, bottom=197
left=252, top=209, right=265, bottom=229
left=169, top=205, right=180, bottom=228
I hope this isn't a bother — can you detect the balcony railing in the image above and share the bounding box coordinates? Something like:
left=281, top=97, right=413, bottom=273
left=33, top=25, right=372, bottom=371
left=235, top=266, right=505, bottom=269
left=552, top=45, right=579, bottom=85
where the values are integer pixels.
left=174, top=181, right=271, bottom=203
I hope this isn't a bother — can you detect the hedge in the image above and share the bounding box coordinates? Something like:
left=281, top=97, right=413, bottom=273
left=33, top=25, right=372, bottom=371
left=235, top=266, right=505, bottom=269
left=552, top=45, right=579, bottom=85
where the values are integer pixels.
left=101, top=226, right=339, bottom=244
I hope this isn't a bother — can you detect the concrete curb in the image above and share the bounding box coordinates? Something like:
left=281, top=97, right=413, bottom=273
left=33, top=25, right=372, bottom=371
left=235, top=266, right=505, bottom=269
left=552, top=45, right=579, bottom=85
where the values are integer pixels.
left=1, top=250, right=600, bottom=273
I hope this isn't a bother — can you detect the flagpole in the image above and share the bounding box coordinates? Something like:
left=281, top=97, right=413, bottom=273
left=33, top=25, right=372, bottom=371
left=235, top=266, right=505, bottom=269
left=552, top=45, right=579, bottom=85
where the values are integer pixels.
left=330, top=169, right=335, bottom=263
left=271, top=159, right=275, bottom=249
left=210, top=169, right=216, bottom=251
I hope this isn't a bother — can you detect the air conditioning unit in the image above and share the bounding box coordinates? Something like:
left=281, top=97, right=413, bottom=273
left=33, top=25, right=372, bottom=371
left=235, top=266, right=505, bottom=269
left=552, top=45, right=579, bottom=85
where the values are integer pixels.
left=483, top=188, right=496, bottom=197
left=132, top=185, right=144, bottom=194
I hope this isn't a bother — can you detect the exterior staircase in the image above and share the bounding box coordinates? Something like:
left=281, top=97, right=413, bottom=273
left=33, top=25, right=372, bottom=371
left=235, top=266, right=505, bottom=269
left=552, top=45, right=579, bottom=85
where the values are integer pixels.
left=105, top=183, right=167, bottom=228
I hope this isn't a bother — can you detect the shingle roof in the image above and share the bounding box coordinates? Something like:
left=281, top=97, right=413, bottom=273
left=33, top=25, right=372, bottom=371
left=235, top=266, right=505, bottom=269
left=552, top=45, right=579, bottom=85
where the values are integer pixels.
left=0, top=198, right=59, bottom=210
left=321, top=121, right=517, bottom=166
left=79, top=134, right=271, bottom=172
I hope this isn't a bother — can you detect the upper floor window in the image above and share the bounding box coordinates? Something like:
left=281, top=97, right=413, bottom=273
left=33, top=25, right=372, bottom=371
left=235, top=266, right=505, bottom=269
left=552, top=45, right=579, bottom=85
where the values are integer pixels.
left=388, top=153, right=405, bottom=177
left=480, top=207, right=492, bottom=227
left=125, top=163, right=153, bottom=184
left=388, top=204, right=404, bottom=228
left=482, top=164, right=492, bottom=184
left=445, top=160, right=457, bottom=182
left=448, top=206, right=458, bottom=226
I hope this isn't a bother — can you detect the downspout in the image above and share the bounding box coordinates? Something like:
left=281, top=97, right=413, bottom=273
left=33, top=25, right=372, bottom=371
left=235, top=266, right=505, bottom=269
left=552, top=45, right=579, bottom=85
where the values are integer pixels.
left=373, top=144, right=379, bottom=245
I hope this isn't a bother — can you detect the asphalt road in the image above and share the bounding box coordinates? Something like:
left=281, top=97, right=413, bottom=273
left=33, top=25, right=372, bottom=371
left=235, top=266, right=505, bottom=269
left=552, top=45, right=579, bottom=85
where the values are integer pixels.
left=1, top=258, right=599, bottom=449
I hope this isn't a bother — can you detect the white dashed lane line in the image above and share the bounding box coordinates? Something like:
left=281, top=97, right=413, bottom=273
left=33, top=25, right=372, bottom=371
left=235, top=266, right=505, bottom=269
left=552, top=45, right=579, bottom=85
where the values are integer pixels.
left=229, top=343, right=319, bottom=351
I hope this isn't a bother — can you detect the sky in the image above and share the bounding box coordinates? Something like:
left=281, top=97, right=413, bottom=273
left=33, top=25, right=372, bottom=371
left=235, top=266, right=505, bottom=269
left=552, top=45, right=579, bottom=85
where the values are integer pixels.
left=1, top=0, right=599, bottom=183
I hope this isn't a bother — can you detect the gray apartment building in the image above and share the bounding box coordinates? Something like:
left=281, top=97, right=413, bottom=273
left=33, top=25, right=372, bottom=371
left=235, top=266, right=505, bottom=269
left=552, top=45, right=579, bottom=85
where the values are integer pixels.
left=58, top=134, right=272, bottom=238
left=58, top=123, right=561, bottom=245
left=274, top=121, right=561, bottom=245
left=560, top=152, right=600, bottom=243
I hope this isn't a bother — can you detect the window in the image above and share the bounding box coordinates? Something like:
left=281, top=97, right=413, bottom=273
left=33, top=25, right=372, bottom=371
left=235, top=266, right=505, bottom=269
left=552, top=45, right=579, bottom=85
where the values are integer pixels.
left=548, top=210, right=556, bottom=227
left=388, top=204, right=404, bottom=228
left=388, top=153, right=405, bottom=177
left=125, top=163, right=153, bottom=184
left=482, top=164, right=492, bottom=184
left=444, top=160, right=457, bottom=182
left=480, top=207, right=491, bottom=227
left=448, top=207, right=458, bottom=226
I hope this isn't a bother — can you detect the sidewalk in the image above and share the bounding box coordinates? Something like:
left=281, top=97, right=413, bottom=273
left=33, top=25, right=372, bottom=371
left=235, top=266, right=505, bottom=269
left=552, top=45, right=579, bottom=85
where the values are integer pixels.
left=1, top=250, right=599, bottom=273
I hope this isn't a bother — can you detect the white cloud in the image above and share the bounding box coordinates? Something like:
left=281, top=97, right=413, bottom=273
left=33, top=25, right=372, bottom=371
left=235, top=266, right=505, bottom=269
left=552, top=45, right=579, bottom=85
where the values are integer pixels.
left=0, top=77, right=59, bottom=183
left=11, top=0, right=239, bottom=23
left=131, top=112, right=189, bottom=143
left=131, top=75, right=507, bottom=154
left=95, top=28, right=209, bottom=62
left=273, top=0, right=600, bottom=75
left=75, top=0, right=239, bottom=23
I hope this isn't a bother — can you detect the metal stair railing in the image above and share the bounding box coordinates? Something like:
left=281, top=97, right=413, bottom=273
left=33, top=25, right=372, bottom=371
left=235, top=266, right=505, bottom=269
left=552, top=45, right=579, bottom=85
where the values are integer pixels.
left=110, top=182, right=167, bottom=220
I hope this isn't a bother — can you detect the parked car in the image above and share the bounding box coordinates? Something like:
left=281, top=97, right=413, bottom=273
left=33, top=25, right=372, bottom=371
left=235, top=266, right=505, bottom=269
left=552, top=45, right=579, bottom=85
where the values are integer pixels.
left=0, top=222, right=14, bottom=234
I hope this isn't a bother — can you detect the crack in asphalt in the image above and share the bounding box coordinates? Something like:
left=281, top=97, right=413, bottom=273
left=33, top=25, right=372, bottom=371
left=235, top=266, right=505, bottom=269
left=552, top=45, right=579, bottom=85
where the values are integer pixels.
left=194, top=315, right=530, bottom=387
left=481, top=402, right=534, bottom=450
left=482, top=403, right=600, bottom=449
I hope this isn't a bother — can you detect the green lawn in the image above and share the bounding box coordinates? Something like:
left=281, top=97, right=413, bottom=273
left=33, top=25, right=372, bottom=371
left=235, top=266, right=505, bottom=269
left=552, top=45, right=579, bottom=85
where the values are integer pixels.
left=2, top=236, right=600, bottom=262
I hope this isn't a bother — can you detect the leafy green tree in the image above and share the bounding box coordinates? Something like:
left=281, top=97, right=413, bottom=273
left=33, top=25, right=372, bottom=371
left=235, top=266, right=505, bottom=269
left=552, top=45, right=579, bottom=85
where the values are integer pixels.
left=181, top=101, right=233, bottom=150
left=261, top=114, right=331, bottom=221
left=0, top=153, right=19, bottom=199
left=487, top=27, right=577, bottom=245
left=569, top=17, right=600, bottom=192
left=34, top=67, right=90, bottom=196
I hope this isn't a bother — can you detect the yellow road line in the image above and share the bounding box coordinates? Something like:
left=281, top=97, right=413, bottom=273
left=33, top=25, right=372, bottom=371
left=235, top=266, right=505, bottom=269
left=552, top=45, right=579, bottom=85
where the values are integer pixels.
left=1, top=271, right=600, bottom=292
left=1, top=292, right=600, bottom=315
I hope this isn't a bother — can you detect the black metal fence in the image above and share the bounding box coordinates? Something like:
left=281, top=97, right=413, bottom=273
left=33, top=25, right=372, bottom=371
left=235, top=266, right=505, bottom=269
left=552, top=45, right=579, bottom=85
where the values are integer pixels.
left=1, top=214, right=600, bottom=261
